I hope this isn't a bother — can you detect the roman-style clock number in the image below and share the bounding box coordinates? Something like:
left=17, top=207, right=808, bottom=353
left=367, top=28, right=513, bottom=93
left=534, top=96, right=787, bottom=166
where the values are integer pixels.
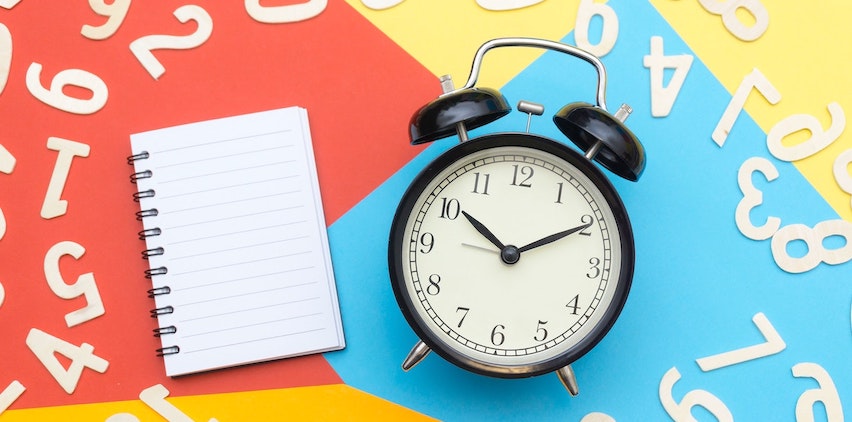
left=389, top=38, right=644, bottom=398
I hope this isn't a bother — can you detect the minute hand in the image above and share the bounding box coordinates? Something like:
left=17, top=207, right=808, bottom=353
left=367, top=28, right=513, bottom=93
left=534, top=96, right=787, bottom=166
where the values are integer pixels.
left=517, top=221, right=593, bottom=253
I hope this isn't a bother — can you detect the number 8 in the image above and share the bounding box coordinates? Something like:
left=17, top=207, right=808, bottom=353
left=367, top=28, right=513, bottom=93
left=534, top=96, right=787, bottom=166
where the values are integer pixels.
left=771, top=220, right=852, bottom=274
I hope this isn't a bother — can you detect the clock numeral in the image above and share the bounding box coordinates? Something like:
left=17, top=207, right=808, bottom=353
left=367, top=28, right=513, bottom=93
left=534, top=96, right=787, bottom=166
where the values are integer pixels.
left=579, top=214, right=594, bottom=236
left=456, top=307, right=470, bottom=328
left=587, top=257, right=602, bottom=279
left=471, top=172, right=490, bottom=195
left=426, top=274, right=441, bottom=296
left=438, top=197, right=460, bottom=220
left=510, top=165, right=533, bottom=188
left=534, top=320, right=548, bottom=342
left=418, top=232, right=435, bottom=254
left=566, top=294, right=581, bottom=315
left=490, top=324, right=506, bottom=346
left=555, top=182, right=564, bottom=203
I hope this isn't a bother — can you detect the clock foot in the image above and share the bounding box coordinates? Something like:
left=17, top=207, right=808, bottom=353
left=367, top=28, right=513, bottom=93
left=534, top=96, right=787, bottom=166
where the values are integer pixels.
left=402, top=340, right=431, bottom=371
left=556, top=365, right=579, bottom=397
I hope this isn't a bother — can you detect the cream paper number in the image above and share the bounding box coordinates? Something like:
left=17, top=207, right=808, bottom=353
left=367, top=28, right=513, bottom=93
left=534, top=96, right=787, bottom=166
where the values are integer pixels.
left=245, top=0, right=327, bottom=24
left=735, top=157, right=781, bottom=240
left=712, top=68, right=780, bottom=147
left=0, top=144, right=12, bottom=242
left=643, top=36, right=693, bottom=118
left=106, top=384, right=218, bottom=422
left=0, top=0, right=21, bottom=10
left=659, top=367, right=733, bottom=422
left=25, top=63, right=108, bottom=115
left=697, top=0, right=769, bottom=41
left=834, top=148, right=852, bottom=207
left=695, top=312, right=785, bottom=372
left=41, top=137, right=90, bottom=220
left=476, top=0, right=544, bottom=11
left=770, top=220, right=852, bottom=274
left=792, top=363, right=844, bottom=422
left=130, top=5, right=213, bottom=80
left=44, top=241, right=105, bottom=327
left=574, top=0, right=618, bottom=57
left=81, top=0, right=132, bottom=41
left=766, top=102, right=846, bottom=162
left=0, top=23, right=11, bottom=95
left=0, top=381, right=25, bottom=415
left=25, top=328, right=109, bottom=394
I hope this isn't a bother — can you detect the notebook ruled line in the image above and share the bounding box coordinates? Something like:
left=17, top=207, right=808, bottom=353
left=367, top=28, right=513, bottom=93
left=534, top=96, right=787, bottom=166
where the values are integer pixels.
left=166, top=221, right=305, bottom=245
left=152, top=129, right=291, bottom=155
left=179, top=296, right=320, bottom=323
left=177, top=281, right=318, bottom=307
left=158, top=175, right=299, bottom=199
left=159, top=160, right=296, bottom=184
left=162, top=207, right=305, bottom=231
left=171, top=235, right=311, bottom=261
left=183, top=327, right=327, bottom=355
left=158, top=145, right=294, bottom=169
left=165, top=191, right=301, bottom=214
left=170, top=251, right=313, bottom=276
left=173, top=267, right=315, bottom=292
left=182, top=312, right=324, bottom=339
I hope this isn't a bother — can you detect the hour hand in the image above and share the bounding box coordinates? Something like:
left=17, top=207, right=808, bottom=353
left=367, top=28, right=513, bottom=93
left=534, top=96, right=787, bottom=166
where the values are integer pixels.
left=518, top=220, right=592, bottom=253
left=461, top=211, right=505, bottom=250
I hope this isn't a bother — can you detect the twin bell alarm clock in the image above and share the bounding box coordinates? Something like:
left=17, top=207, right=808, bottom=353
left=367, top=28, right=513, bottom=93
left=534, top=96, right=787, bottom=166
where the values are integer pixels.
left=388, top=37, right=645, bottom=396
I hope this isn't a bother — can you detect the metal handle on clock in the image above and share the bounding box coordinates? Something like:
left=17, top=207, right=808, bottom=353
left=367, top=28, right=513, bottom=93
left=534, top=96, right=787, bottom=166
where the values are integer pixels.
left=453, top=37, right=610, bottom=112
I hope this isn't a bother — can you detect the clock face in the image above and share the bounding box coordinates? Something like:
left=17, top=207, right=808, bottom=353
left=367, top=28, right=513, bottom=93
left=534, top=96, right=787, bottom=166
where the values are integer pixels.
left=389, top=133, right=634, bottom=377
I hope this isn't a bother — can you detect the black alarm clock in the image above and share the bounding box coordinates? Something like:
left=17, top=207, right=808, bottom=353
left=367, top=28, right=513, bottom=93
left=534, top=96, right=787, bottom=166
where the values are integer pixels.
left=388, top=37, right=645, bottom=396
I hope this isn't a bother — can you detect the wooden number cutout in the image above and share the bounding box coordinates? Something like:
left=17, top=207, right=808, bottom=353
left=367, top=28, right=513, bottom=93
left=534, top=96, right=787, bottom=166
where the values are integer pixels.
left=766, top=102, right=846, bottom=162
left=0, top=381, right=25, bottom=415
left=81, top=0, right=132, bottom=41
left=361, top=0, right=404, bottom=9
left=735, top=157, right=781, bottom=240
left=25, top=63, right=108, bottom=115
left=712, top=68, right=780, bottom=147
left=25, top=328, right=109, bottom=394
left=643, top=36, right=693, bottom=118
left=574, top=0, right=618, bottom=57
left=41, top=137, right=90, bottom=220
left=44, top=240, right=105, bottom=327
left=476, top=0, right=544, bottom=11
left=129, top=5, right=213, bottom=80
left=245, top=0, right=327, bottom=24
left=771, top=220, right=852, bottom=274
left=0, top=23, right=10, bottom=95
left=834, top=148, right=852, bottom=207
left=659, top=367, right=733, bottom=422
left=792, top=363, right=844, bottom=421
left=696, top=312, right=785, bottom=371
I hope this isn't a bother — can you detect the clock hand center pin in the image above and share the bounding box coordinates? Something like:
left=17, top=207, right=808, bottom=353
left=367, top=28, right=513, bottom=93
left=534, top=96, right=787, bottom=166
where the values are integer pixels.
left=460, top=210, right=521, bottom=264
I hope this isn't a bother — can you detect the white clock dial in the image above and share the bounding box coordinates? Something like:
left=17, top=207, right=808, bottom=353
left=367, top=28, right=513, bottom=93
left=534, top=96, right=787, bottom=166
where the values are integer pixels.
left=390, top=134, right=633, bottom=376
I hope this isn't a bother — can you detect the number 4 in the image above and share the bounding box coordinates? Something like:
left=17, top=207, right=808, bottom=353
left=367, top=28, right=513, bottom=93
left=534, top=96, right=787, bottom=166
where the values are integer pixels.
left=643, top=36, right=693, bottom=118
left=26, top=328, right=109, bottom=394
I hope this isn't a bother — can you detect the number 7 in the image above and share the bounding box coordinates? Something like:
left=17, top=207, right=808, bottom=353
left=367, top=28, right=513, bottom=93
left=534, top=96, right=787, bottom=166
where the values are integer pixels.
left=695, top=312, right=785, bottom=372
left=712, top=68, right=781, bottom=147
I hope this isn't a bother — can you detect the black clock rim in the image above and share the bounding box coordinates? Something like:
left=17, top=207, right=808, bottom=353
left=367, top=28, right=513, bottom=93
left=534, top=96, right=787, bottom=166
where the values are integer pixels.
left=388, top=132, right=635, bottom=379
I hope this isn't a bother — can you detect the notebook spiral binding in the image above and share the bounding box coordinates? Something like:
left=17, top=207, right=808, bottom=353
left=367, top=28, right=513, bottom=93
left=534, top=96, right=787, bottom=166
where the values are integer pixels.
left=128, top=150, right=179, bottom=357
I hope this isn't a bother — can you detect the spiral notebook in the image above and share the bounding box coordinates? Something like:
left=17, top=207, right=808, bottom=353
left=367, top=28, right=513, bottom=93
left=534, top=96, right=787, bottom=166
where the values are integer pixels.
left=128, top=106, right=345, bottom=377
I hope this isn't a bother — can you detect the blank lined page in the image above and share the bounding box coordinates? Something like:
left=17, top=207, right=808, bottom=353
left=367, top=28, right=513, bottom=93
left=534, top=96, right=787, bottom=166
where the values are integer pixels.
left=130, top=107, right=344, bottom=376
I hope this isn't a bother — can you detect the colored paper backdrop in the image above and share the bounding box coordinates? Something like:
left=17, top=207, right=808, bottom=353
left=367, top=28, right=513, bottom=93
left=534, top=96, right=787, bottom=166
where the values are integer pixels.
left=1, top=1, right=849, bottom=420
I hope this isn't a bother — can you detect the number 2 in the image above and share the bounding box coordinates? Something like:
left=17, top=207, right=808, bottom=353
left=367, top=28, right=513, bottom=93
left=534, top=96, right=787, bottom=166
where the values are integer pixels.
left=130, top=5, right=213, bottom=80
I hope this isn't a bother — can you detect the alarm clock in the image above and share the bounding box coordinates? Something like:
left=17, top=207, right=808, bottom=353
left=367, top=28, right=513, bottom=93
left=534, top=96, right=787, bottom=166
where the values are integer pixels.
left=388, top=37, right=645, bottom=396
